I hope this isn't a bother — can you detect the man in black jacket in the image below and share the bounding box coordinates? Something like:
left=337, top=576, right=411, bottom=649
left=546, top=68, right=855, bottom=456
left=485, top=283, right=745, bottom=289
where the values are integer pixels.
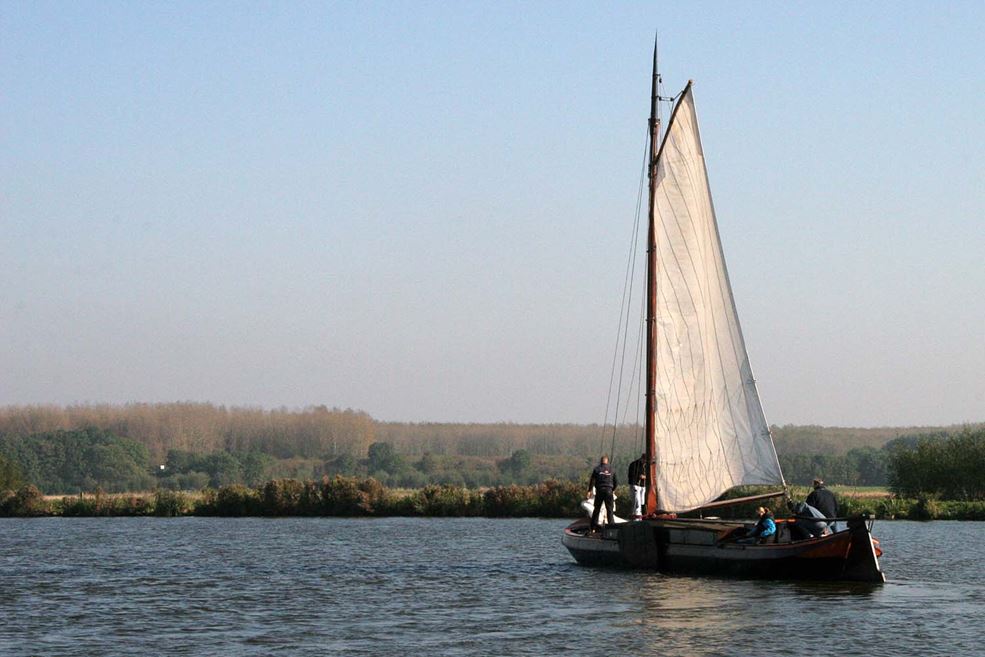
left=588, top=455, right=618, bottom=533
left=806, top=479, right=839, bottom=532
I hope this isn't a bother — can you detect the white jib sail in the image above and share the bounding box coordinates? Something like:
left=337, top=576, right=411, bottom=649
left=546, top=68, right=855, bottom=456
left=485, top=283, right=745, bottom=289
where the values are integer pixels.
left=652, top=85, right=784, bottom=512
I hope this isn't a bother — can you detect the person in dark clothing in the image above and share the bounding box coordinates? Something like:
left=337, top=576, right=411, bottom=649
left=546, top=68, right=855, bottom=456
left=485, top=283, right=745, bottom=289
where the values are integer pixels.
left=627, top=453, right=646, bottom=518
left=588, top=455, right=618, bottom=533
left=806, top=478, right=839, bottom=532
left=788, top=501, right=829, bottom=540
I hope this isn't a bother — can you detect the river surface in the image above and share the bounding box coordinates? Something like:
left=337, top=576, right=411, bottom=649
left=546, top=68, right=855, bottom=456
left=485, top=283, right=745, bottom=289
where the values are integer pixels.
left=0, top=518, right=981, bottom=656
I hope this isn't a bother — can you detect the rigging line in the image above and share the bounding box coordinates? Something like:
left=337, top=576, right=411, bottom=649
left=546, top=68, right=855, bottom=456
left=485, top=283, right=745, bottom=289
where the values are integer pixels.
left=612, top=310, right=642, bottom=462
left=598, top=126, right=650, bottom=456
left=609, top=224, right=642, bottom=456
left=619, top=280, right=646, bottom=429
left=621, top=287, right=646, bottom=458
left=608, top=136, right=647, bottom=463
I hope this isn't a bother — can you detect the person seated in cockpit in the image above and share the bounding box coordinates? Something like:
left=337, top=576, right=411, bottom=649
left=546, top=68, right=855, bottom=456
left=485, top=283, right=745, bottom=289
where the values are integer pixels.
left=733, top=506, right=775, bottom=544
left=788, top=500, right=830, bottom=540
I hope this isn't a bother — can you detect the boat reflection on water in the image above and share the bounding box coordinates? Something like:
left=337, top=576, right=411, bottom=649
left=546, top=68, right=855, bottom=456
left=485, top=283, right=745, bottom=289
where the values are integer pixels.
left=625, top=573, right=883, bottom=657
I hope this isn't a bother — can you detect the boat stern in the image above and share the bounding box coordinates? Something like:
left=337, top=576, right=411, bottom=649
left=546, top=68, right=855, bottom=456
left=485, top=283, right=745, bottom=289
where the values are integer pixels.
left=842, top=517, right=886, bottom=583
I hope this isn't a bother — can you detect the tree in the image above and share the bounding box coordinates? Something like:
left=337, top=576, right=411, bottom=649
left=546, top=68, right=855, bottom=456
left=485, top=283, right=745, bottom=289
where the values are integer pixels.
left=889, top=429, right=985, bottom=500
left=0, top=453, right=21, bottom=490
left=329, top=454, right=357, bottom=475
left=367, top=442, right=404, bottom=475
left=165, top=450, right=197, bottom=473
left=499, top=449, right=532, bottom=479
left=0, top=428, right=153, bottom=493
left=239, top=451, right=271, bottom=487
left=204, top=451, right=242, bottom=488
left=846, top=447, right=888, bottom=486
left=417, top=452, right=438, bottom=474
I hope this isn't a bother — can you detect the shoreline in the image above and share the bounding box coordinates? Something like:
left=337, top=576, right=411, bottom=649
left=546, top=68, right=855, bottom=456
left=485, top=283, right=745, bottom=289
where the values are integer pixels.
left=3, top=478, right=983, bottom=520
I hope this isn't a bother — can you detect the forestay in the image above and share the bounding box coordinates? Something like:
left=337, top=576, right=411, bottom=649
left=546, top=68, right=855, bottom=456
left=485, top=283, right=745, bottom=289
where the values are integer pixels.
left=651, top=84, right=784, bottom=511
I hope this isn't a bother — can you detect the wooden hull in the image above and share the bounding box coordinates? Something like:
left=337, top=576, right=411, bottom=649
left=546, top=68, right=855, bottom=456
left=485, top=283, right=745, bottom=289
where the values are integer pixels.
left=562, top=516, right=885, bottom=583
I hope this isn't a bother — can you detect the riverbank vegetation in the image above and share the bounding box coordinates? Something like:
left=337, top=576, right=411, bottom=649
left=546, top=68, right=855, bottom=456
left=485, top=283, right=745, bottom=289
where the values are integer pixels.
left=2, top=477, right=984, bottom=520
left=0, top=478, right=586, bottom=518
left=888, top=428, right=985, bottom=500
left=0, top=405, right=981, bottom=508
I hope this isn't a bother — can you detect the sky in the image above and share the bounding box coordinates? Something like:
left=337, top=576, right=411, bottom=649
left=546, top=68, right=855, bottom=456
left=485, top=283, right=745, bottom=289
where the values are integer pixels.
left=2, top=2, right=983, bottom=427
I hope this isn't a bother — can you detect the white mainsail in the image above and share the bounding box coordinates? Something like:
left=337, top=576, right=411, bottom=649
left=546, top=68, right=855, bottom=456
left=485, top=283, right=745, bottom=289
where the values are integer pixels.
left=651, top=84, right=784, bottom=511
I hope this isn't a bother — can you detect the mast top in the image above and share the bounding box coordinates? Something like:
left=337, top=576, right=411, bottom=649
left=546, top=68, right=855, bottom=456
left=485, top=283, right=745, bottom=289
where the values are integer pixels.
left=649, top=32, right=659, bottom=127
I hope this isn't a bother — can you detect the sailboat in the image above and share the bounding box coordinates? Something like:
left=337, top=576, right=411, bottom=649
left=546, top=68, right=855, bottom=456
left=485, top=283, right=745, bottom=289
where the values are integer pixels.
left=561, top=42, right=885, bottom=583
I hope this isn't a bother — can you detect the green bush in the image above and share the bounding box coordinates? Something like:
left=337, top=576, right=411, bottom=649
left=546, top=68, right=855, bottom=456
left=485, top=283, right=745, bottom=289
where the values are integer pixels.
left=483, top=485, right=536, bottom=517
left=1, top=485, right=49, bottom=516
left=320, top=475, right=390, bottom=515
left=198, top=485, right=259, bottom=516
left=60, top=495, right=105, bottom=517
left=0, top=489, right=12, bottom=513
left=530, top=480, right=585, bottom=517
left=260, top=479, right=314, bottom=515
left=872, top=496, right=911, bottom=519
left=153, top=489, right=189, bottom=517
left=940, top=501, right=985, bottom=520
left=890, top=428, right=985, bottom=500
left=407, top=485, right=481, bottom=517
left=320, top=475, right=363, bottom=515
left=911, top=496, right=941, bottom=521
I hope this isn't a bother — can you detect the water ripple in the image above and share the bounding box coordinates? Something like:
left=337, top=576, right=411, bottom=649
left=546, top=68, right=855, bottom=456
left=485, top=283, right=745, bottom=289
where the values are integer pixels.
left=0, top=518, right=981, bottom=656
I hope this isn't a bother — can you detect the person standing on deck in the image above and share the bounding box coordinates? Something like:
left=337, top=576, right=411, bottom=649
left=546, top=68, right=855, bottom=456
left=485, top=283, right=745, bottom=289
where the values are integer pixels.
left=806, top=478, right=839, bottom=533
left=588, top=455, right=618, bottom=533
left=628, top=453, right=646, bottom=519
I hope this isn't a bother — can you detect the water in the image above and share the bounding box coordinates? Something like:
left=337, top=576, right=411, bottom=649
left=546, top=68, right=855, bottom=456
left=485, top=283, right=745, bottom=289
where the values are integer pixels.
left=1, top=518, right=982, bottom=656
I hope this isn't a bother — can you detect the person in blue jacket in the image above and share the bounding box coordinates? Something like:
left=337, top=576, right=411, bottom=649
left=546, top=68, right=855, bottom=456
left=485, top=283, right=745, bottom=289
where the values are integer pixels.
left=737, top=506, right=775, bottom=544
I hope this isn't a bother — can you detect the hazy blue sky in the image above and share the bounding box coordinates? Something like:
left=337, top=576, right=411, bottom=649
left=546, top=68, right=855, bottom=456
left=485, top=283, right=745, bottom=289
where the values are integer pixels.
left=2, top=2, right=982, bottom=427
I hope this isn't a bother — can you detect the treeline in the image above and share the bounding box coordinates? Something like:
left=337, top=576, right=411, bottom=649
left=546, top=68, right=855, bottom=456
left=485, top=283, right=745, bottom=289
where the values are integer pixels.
left=0, top=404, right=635, bottom=463
left=3, top=478, right=984, bottom=520
left=0, top=404, right=376, bottom=462
left=0, top=404, right=982, bottom=495
left=890, top=429, right=985, bottom=500
left=319, top=444, right=589, bottom=489
left=779, top=447, right=888, bottom=486
left=0, top=428, right=155, bottom=493
left=2, top=404, right=975, bottom=463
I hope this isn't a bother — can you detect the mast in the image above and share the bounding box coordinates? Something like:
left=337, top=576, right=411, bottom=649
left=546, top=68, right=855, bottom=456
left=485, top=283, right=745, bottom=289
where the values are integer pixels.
left=644, top=34, right=660, bottom=515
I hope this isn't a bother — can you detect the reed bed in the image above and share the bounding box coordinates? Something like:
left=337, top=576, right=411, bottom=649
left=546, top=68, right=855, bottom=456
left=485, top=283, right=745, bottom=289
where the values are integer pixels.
left=2, top=479, right=983, bottom=519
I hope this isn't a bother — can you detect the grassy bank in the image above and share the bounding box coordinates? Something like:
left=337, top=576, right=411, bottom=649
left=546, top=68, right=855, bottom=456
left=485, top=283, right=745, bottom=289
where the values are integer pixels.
left=1, top=478, right=587, bottom=518
left=2, top=478, right=983, bottom=520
